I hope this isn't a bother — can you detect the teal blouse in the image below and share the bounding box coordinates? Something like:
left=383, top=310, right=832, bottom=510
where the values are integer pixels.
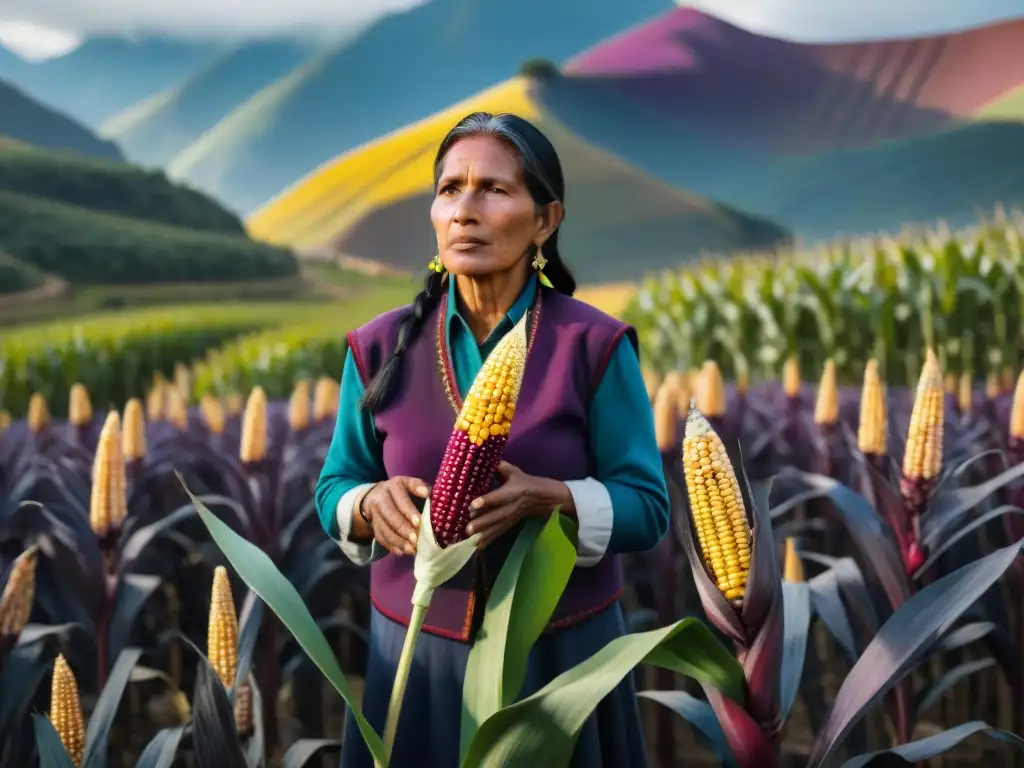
left=315, top=273, right=670, bottom=558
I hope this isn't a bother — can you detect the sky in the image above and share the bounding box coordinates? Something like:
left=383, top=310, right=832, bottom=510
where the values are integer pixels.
left=0, top=0, right=1021, bottom=60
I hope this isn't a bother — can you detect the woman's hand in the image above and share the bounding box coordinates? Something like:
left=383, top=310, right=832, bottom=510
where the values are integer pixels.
left=357, top=476, right=430, bottom=556
left=465, top=462, right=574, bottom=548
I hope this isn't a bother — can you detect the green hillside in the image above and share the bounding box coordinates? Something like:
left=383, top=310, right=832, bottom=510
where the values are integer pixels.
left=0, top=189, right=298, bottom=285
left=101, top=38, right=323, bottom=167
left=0, top=249, right=46, bottom=294
left=0, top=78, right=123, bottom=162
left=0, top=141, right=244, bottom=233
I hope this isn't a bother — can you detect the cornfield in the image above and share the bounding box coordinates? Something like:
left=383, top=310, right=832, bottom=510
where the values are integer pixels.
left=624, top=211, right=1024, bottom=390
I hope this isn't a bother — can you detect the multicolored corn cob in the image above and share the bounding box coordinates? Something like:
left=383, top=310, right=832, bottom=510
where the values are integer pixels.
left=68, top=384, right=92, bottom=426
left=0, top=545, right=37, bottom=640
left=683, top=403, right=751, bottom=608
left=240, top=387, right=268, bottom=464
left=857, top=359, right=888, bottom=458
left=200, top=394, right=225, bottom=434
left=90, top=411, right=127, bottom=538
left=28, top=392, right=49, bottom=434
left=813, top=359, right=839, bottom=426
left=207, top=566, right=238, bottom=690
left=49, top=655, right=85, bottom=767
left=696, top=361, right=726, bottom=417
left=288, top=380, right=311, bottom=431
left=783, top=537, right=804, bottom=583
left=782, top=356, right=800, bottom=398
left=429, top=318, right=527, bottom=547
left=122, top=398, right=147, bottom=462
left=313, top=377, right=339, bottom=422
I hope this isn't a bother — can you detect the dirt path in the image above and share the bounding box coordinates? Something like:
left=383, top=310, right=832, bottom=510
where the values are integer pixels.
left=1, top=275, right=70, bottom=306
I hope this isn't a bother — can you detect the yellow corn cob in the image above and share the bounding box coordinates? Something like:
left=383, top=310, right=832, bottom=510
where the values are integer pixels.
left=67, top=384, right=92, bottom=427
left=696, top=361, right=726, bottom=417
left=985, top=371, right=1000, bottom=400
left=122, top=398, right=147, bottom=461
left=1010, top=371, right=1024, bottom=441
left=166, top=386, right=189, bottom=430
left=783, top=537, right=805, bottom=583
left=431, top=316, right=527, bottom=547
left=902, top=349, right=944, bottom=482
left=312, top=377, right=339, bottom=421
left=174, top=363, right=191, bottom=404
left=943, top=372, right=956, bottom=394
left=813, top=359, right=839, bottom=425
left=207, top=566, right=238, bottom=690
left=90, top=411, right=127, bottom=537
left=240, top=387, right=268, bottom=464
left=642, top=369, right=661, bottom=401
left=288, top=380, right=311, bottom=431
left=736, top=366, right=749, bottom=397
left=146, top=380, right=166, bottom=422
left=957, top=372, right=972, bottom=414
left=653, top=380, right=679, bottom=452
left=1002, top=365, right=1015, bottom=394
left=782, top=356, right=800, bottom=398
left=682, top=403, right=751, bottom=607
left=199, top=394, right=225, bottom=434
left=225, top=392, right=243, bottom=416
left=0, top=410, right=9, bottom=432
left=28, top=392, right=49, bottom=433
left=0, top=545, right=37, bottom=637
left=674, top=373, right=693, bottom=420
left=49, top=655, right=85, bottom=768
left=857, top=359, right=888, bottom=456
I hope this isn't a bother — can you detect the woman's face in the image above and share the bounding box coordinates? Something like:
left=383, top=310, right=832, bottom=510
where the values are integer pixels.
left=430, top=134, right=561, bottom=279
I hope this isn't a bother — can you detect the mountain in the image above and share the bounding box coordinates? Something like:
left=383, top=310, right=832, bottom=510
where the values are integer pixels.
left=100, top=38, right=324, bottom=167
left=9, top=37, right=224, bottom=130
left=165, top=0, right=674, bottom=214
left=247, top=76, right=790, bottom=283
left=0, top=79, right=123, bottom=162
left=526, top=9, right=1024, bottom=239
left=0, top=44, right=28, bottom=82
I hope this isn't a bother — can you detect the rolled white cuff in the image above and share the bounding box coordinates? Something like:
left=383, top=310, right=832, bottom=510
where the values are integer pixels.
left=335, top=483, right=376, bottom=565
left=564, top=478, right=613, bottom=567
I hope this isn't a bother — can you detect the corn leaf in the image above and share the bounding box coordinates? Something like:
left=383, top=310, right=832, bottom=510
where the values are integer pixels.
left=915, top=658, right=997, bottom=719
left=779, top=581, right=811, bottom=723
left=82, top=646, right=144, bottom=768
left=460, top=513, right=578, bottom=756
left=134, top=726, right=185, bottom=768
left=179, top=474, right=387, bottom=767
left=232, top=592, right=263, bottom=694
left=106, top=575, right=160, bottom=666
left=0, top=635, right=61, bottom=740
left=459, top=618, right=744, bottom=768
left=638, top=690, right=733, bottom=765
left=243, top=673, right=264, bottom=768
left=807, top=540, right=1023, bottom=767
left=189, top=640, right=247, bottom=768
left=31, top=714, right=75, bottom=768
left=841, top=721, right=1024, bottom=767
left=281, top=739, right=342, bottom=768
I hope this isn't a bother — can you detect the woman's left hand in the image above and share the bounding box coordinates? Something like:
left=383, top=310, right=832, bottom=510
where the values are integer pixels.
left=465, top=461, right=573, bottom=548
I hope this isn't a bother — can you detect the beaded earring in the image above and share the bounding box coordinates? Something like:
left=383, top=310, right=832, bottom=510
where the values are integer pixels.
left=428, top=254, right=445, bottom=273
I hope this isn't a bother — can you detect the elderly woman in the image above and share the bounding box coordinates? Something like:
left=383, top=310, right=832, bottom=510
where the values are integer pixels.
left=315, top=111, right=670, bottom=768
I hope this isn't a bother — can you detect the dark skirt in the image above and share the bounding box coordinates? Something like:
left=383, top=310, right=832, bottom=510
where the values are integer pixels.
left=340, top=603, right=648, bottom=768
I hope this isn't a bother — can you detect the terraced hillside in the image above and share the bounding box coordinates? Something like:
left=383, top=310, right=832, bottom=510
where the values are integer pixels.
left=0, top=79, right=123, bottom=162
left=530, top=9, right=1024, bottom=238
left=164, top=0, right=673, bottom=214
left=248, top=77, right=790, bottom=283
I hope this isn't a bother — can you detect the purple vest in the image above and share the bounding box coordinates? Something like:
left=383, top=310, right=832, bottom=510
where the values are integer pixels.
left=347, top=286, right=635, bottom=642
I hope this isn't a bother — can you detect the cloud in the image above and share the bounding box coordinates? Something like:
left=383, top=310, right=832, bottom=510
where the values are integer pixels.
left=1, top=0, right=1021, bottom=60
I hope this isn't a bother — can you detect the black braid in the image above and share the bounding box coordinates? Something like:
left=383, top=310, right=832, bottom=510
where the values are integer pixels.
left=358, top=270, right=445, bottom=413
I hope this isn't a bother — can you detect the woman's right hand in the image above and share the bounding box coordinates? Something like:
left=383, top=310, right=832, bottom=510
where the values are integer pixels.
left=355, top=476, right=430, bottom=555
